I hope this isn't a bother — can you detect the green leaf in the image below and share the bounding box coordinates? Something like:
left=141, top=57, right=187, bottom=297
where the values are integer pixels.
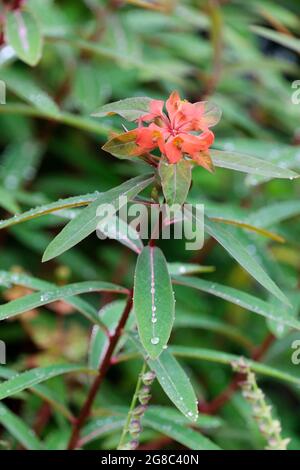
left=204, top=217, right=289, bottom=305
left=173, top=276, right=300, bottom=331
left=0, top=364, right=93, bottom=400
left=247, top=200, right=300, bottom=228
left=251, top=26, right=300, bottom=54
left=174, top=312, right=253, bottom=349
left=132, top=336, right=198, bottom=421
left=143, top=410, right=220, bottom=450
left=0, top=270, right=102, bottom=325
left=0, top=403, right=44, bottom=449
left=0, top=281, right=128, bottom=321
left=102, top=130, right=142, bottom=159
left=89, top=300, right=126, bottom=370
left=98, top=215, right=144, bottom=254
left=92, top=97, right=152, bottom=121
left=159, top=157, right=192, bottom=206
left=0, top=192, right=97, bottom=230
left=134, top=246, right=175, bottom=358
left=4, top=10, right=43, bottom=66
left=0, top=365, right=74, bottom=421
left=0, top=141, right=43, bottom=191
left=42, top=174, right=154, bottom=261
left=0, top=68, right=60, bottom=117
left=171, top=346, right=300, bottom=386
left=210, top=149, right=299, bottom=179
left=79, top=417, right=126, bottom=447
left=167, top=262, right=215, bottom=275
left=0, top=186, right=19, bottom=213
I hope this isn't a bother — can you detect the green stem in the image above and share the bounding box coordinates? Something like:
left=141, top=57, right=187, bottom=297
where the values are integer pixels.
left=117, top=362, right=147, bottom=450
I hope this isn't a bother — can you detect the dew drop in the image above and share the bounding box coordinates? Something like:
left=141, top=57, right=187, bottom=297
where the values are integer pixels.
left=151, top=317, right=157, bottom=324
left=151, top=337, right=160, bottom=345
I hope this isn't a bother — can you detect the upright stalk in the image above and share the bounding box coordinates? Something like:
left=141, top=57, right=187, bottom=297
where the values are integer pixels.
left=67, top=289, right=133, bottom=450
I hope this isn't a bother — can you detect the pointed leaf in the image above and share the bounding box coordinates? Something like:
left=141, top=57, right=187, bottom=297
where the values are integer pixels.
left=173, top=276, right=300, bottom=330
left=4, top=10, right=43, bottom=66
left=132, top=337, right=198, bottom=422
left=210, top=149, right=299, bottom=179
left=0, top=364, right=90, bottom=400
left=159, top=157, right=192, bottom=206
left=204, top=217, right=289, bottom=305
left=0, top=281, right=128, bottom=321
left=0, top=403, right=44, bottom=450
left=42, top=174, right=154, bottom=261
left=134, top=246, right=175, bottom=358
left=251, top=26, right=300, bottom=54
left=92, top=97, right=152, bottom=121
left=144, top=410, right=220, bottom=450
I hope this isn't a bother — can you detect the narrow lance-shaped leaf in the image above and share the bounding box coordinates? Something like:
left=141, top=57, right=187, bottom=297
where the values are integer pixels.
left=0, top=192, right=98, bottom=230
left=210, top=149, right=299, bottom=179
left=159, top=157, right=192, bottom=206
left=0, top=281, right=128, bottom=321
left=42, top=173, right=154, bottom=262
left=131, top=335, right=198, bottom=422
left=170, top=346, right=300, bottom=386
left=89, top=300, right=131, bottom=370
left=173, top=276, right=300, bottom=331
left=203, top=216, right=290, bottom=305
left=0, top=68, right=60, bottom=117
left=251, top=26, right=300, bottom=54
left=4, top=10, right=43, bottom=66
left=0, top=270, right=102, bottom=326
left=97, top=215, right=144, bottom=254
left=143, top=410, right=220, bottom=450
left=92, top=97, right=152, bottom=121
left=0, top=403, right=44, bottom=450
left=0, top=364, right=93, bottom=400
left=134, top=246, right=175, bottom=359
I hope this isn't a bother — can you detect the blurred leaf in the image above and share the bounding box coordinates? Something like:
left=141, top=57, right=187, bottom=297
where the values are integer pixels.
left=4, top=10, right=43, bottom=66
left=143, top=410, right=220, bottom=450
left=0, top=403, right=43, bottom=449
left=0, top=68, right=60, bottom=117
left=92, top=97, right=152, bottom=121
left=134, top=246, right=175, bottom=358
left=167, top=262, right=214, bottom=275
left=251, top=26, right=300, bottom=54
left=171, top=346, right=300, bottom=386
left=211, top=149, right=299, bottom=179
left=0, top=186, right=19, bottom=213
left=173, top=276, right=300, bottom=331
left=204, top=217, right=289, bottom=305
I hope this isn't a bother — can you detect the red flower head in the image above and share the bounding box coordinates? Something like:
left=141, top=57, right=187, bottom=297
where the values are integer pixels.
left=135, top=91, right=221, bottom=170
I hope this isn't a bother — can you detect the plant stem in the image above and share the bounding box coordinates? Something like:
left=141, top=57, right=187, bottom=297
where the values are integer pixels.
left=67, top=289, right=133, bottom=450
left=117, top=362, right=147, bottom=450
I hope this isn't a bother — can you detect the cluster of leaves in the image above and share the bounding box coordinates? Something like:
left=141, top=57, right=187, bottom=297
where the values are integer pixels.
left=0, top=0, right=300, bottom=451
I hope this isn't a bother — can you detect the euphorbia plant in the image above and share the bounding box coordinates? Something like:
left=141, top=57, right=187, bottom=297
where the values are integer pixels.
left=0, top=92, right=299, bottom=451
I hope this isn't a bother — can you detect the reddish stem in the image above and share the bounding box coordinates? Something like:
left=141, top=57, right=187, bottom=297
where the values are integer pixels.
left=67, top=290, right=134, bottom=450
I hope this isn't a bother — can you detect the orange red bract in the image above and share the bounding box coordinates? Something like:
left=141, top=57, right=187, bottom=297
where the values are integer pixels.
left=134, top=91, right=221, bottom=167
